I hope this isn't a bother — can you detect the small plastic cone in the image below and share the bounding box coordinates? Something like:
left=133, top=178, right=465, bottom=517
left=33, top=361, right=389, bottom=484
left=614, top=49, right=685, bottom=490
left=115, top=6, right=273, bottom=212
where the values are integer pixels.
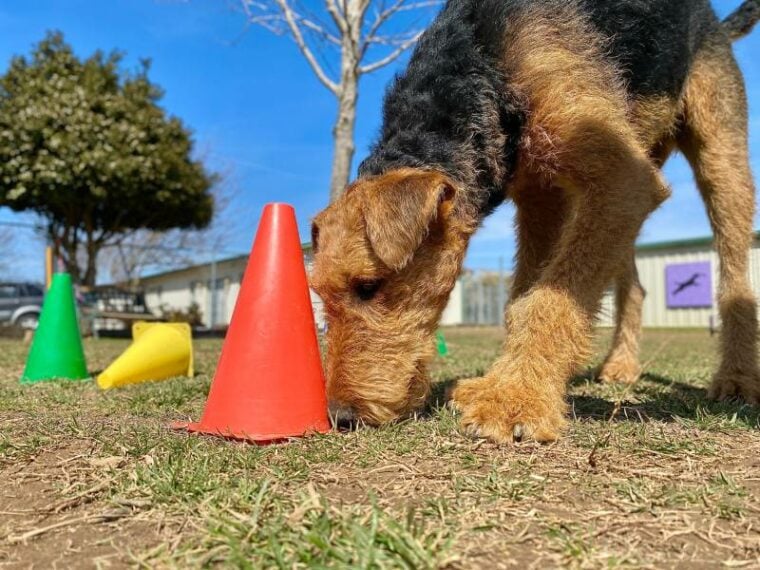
left=21, top=273, right=88, bottom=383
left=436, top=331, right=448, bottom=357
left=97, top=322, right=193, bottom=389
left=173, top=203, right=330, bottom=442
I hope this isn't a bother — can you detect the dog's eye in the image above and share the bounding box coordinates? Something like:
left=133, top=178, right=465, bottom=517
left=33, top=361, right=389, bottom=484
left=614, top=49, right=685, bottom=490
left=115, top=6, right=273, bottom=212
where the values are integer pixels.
left=354, top=279, right=383, bottom=301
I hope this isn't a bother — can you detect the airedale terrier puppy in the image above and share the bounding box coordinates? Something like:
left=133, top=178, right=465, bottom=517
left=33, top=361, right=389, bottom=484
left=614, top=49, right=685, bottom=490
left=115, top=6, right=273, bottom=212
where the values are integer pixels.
left=310, top=0, right=760, bottom=443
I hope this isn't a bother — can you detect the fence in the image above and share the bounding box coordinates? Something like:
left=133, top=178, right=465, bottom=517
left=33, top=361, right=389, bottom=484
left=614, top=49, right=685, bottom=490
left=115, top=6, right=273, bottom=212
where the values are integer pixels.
left=461, top=271, right=510, bottom=325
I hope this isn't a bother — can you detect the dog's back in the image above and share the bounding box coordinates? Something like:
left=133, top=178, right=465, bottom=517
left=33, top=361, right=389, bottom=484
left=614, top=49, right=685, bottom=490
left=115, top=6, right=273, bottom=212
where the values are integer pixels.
left=469, top=0, right=721, bottom=97
left=583, top=0, right=719, bottom=98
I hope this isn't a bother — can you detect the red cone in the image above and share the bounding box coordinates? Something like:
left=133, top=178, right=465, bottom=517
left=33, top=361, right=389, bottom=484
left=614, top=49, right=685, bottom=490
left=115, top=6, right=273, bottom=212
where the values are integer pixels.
left=173, top=203, right=330, bottom=442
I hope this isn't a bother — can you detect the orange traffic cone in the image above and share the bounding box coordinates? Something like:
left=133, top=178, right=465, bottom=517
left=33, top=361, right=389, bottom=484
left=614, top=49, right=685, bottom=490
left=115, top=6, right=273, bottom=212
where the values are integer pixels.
left=172, top=203, right=330, bottom=443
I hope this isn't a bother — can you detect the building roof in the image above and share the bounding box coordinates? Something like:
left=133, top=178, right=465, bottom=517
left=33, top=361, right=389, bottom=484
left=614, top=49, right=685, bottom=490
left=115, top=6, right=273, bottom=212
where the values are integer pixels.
left=137, top=231, right=760, bottom=283
left=139, top=242, right=313, bottom=282
left=637, top=231, right=760, bottom=253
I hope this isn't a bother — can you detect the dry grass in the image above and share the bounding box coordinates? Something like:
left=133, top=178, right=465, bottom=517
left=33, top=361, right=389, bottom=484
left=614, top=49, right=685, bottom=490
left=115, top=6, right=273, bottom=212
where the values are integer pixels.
left=1, top=327, right=759, bottom=568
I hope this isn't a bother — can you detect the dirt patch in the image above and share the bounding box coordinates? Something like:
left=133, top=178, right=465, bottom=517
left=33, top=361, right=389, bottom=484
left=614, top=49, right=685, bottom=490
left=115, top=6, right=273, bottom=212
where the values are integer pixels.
left=0, top=441, right=159, bottom=569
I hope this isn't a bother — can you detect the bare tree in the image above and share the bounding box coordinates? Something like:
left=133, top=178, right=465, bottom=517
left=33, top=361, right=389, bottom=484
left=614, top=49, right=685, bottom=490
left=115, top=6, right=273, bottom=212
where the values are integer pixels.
left=101, top=182, right=235, bottom=286
left=241, top=0, right=440, bottom=202
left=100, top=230, right=201, bottom=287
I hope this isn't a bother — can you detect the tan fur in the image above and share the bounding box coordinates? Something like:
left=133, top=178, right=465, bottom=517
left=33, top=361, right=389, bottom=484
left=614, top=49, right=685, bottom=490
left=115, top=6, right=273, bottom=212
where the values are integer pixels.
left=452, top=6, right=669, bottom=442
left=678, top=38, right=760, bottom=404
left=508, top=168, right=569, bottom=300
left=591, top=37, right=759, bottom=403
left=598, top=254, right=645, bottom=384
left=630, top=94, right=684, bottom=152
left=312, top=6, right=759, bottom=443
left=311, top=169, right=475, bottom=423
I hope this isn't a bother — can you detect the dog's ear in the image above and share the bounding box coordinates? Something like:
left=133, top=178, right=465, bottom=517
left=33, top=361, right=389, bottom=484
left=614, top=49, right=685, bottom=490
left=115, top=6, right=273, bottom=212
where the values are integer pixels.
left=362, top=171, right=456, bottom=271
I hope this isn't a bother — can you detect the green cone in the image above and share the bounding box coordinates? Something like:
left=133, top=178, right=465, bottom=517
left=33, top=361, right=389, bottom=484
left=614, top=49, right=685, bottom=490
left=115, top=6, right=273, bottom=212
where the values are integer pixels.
left=21, top=273, right=89, bottom=383
left=436, top=331, right=448, bottom=357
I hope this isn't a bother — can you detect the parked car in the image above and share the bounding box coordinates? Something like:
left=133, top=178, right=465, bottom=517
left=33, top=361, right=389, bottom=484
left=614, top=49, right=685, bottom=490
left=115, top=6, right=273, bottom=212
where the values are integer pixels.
left=79, top=286, right=158, bottom=336
left=0, top=282, right=45, bottom=329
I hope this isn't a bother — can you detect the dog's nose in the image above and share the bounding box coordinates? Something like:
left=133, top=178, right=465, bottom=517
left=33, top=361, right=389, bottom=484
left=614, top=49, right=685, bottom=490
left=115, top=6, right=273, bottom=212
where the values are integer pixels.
left=328, top=401, right=356, bottom=429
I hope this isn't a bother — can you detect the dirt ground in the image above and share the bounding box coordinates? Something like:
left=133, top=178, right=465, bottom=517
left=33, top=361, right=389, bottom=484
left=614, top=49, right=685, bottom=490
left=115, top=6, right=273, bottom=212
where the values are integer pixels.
left=1, top=327, right=759, bottom=568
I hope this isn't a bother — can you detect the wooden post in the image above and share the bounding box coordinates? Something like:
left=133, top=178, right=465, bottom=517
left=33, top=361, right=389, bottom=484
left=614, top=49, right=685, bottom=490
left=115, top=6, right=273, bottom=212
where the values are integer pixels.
left=45, top=246, right=53, bottom=289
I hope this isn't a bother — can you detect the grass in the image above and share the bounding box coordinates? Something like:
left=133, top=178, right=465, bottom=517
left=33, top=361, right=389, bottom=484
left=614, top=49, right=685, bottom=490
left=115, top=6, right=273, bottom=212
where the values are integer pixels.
left=1, top=327, right=759, bottom=568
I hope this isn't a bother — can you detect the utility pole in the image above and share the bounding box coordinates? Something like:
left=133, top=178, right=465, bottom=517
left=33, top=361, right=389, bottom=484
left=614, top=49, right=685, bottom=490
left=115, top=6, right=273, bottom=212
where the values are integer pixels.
left=498, top=256, right=506, bottom=318
left=209, top=254, right=218, bottom=329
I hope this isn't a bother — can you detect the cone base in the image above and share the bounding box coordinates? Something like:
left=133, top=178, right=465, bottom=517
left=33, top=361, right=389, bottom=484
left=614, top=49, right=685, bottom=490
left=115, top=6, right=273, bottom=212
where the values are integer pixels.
left=20, top=371, right=90, bottom=384
left=170, top=421, right=331, bottom=444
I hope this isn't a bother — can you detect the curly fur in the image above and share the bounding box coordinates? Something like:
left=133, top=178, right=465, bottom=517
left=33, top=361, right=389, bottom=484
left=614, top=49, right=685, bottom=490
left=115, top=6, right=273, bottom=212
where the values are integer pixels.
left=312, top=0, right=760, bottom=443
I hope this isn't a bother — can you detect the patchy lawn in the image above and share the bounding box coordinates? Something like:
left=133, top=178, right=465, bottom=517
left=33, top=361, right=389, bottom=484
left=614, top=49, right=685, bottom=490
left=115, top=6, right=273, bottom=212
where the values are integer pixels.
left=1, top=328, right=759, bottom=568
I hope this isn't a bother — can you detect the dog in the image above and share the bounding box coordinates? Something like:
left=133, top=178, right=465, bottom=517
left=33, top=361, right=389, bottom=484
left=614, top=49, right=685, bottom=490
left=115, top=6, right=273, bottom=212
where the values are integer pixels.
left=309, top=0, right=760, bottom=443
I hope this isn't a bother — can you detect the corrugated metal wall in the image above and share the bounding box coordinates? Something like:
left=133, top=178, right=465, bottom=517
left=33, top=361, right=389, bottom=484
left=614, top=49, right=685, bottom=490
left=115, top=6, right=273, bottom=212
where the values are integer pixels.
left=598, top=244, right=760, bottom=328
left=461, top=272, right=510, bottom=325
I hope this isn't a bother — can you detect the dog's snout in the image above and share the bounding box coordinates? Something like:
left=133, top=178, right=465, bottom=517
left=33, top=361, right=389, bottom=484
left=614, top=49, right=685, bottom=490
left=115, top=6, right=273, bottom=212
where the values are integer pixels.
left=328, top=401, right=357, bottom=429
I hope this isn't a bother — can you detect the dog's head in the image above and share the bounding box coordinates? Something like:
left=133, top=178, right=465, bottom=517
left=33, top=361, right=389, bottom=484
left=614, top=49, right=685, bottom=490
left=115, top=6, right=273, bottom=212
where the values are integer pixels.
left=310, top=168, right=471, bottom=425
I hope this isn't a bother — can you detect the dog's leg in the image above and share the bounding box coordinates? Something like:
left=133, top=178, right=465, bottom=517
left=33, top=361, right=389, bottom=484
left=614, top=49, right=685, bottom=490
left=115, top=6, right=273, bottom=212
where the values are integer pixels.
left=451, top=9, right=673, bottom=442
left=453, top=137, right=668, bottom=442
left=679, top=39, right=760, bottom=404
left=598, top=254, right=645, bottom=384
left=509, top=184, right=569, bottom=301
left=597, top=104, right=679, bottom=386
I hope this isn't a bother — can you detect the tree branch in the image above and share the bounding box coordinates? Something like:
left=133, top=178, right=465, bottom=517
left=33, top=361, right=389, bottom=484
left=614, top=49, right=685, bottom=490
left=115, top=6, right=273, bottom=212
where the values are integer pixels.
left=362, top=0, right=440, bottom=52
left=299, top=18, right=342, bottom=46
left=239, top=0, right=440, bottom=93
left=359, top=30, right=423, bottom=74
left=325, top=0, right=348, bottom=34
left=244, top=0, right=340, bottom=93
left=363, top=0, right=405, bottom=48
left=366, top=30, right=423, bottom=46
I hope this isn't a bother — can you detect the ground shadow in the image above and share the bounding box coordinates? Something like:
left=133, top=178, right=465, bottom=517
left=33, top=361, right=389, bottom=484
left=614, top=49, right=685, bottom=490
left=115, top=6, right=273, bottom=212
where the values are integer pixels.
left=425, top=372, right=760, bottom=428
left=418, top=376, right=463, bottom=418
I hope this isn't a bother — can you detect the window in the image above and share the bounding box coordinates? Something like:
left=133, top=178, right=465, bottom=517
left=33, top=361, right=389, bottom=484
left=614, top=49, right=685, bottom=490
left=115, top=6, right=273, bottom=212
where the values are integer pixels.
left=0, top=285, right=18, bottom=299
left=23, top=284, right=44, bottom=297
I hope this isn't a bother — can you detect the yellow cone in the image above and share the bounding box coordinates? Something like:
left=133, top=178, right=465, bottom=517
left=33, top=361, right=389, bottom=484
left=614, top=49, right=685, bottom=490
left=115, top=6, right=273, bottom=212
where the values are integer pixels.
left=97, top=322, right=193, bottom=389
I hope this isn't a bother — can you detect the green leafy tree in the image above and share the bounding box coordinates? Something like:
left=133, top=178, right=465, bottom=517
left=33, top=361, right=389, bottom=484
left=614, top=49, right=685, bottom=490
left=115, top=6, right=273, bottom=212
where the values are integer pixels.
left=0, top=32, right=216, bottom=286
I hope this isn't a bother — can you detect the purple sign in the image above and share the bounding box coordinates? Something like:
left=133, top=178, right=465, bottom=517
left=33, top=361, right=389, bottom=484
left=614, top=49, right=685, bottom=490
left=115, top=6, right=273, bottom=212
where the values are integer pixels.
left=666, top=262, right=713, bottom=308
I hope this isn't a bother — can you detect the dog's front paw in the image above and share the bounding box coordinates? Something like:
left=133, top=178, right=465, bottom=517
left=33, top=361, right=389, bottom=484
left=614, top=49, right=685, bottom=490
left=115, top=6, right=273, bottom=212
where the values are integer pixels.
left=450, top=376, right=566, bottom=443
left=708, top=369, right=760, bottom=405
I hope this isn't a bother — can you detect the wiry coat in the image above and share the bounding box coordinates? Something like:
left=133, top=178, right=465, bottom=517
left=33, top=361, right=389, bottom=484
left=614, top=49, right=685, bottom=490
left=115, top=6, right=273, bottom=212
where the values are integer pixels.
left=361, top=0, right=721, bottom=216
left=311, top=0, right=760, bottom=443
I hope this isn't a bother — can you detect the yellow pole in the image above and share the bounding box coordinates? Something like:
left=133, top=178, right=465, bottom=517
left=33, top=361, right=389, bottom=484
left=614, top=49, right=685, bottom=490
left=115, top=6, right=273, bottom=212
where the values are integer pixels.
left=45, top=246, right=53, bottom=290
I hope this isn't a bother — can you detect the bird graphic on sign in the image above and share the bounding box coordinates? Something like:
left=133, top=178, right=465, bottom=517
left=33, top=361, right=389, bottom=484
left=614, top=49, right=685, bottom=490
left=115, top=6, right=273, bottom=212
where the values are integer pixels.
left=672, top=272, right=705, bottom=296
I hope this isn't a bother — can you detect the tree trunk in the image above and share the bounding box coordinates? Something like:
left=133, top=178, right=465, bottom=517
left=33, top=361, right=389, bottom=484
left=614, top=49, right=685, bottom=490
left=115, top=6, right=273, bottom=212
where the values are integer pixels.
left=82, top=231, right=100, bottom=287
left=329, top=73, right=358, bottom=202
left=49, top=224, right=100, bottom=286
left=60, top=229, right=82, bottom=285
left=328, top=24, right=361, bottom=203
left=82, top=249, right=98, bottom=287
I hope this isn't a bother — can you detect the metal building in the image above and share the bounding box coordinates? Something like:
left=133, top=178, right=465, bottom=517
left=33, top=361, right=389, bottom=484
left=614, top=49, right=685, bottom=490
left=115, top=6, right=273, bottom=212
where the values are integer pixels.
left=135, top=245, right=466, bottom=329
left=598, top=232, right=760, bottom=328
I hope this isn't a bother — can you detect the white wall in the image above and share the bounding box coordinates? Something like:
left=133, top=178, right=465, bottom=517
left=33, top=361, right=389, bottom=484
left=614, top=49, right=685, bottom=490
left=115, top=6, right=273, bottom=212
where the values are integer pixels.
left=142, top=257, right=247, bottom=328
left=141, top=256, right=467, bottom=328
left=441, top=280, right=463, bottom=326
left=598, top=243, right=760, bottom=328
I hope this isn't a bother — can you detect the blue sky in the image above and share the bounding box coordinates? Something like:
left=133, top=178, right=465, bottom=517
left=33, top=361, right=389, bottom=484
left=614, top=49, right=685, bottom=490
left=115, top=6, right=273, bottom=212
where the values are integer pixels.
left=0, top=0, right=758, bottom=282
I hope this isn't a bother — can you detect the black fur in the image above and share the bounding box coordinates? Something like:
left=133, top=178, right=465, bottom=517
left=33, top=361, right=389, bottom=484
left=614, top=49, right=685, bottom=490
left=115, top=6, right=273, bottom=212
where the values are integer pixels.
left=584, top=0, right=717, bottom=97
left=723, top=0, right=760, bottom=40
left=359, top=0, right=731, bottom=216
left=359, top=0, right=525, bottom=216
